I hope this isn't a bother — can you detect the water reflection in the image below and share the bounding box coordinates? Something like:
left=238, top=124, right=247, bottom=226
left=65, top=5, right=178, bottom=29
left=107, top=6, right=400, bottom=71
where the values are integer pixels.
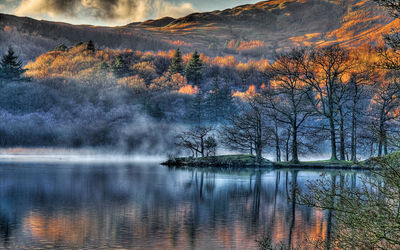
left=0, top=163, right=360, bottom=249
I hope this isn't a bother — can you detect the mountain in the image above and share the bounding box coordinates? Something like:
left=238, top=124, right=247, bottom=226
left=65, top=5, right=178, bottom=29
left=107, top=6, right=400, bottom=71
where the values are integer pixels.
left=130, top=0, right=397, bottom=50
left=0, top=0, right=398, bottom=62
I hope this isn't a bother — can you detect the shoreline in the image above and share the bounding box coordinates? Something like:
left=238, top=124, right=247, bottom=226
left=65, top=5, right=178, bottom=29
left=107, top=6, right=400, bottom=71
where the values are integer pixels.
left=162, top=155, right=375, bottom=170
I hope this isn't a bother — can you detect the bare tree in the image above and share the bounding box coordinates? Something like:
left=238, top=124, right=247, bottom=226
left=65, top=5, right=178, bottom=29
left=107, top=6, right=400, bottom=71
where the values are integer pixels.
left=220, top=96, right=268, bottom=163
left=204, top=136, right=217, bottom=156
left=300, top=45, right=350, bottom=161
left=262, top=49, right=315, bottom=163
left=268, top=113, right=283, bottom=162
left=176, top=126, right=214, bottom=158
left=346, top=49, right=376, bottom=162
left=347, top=74, right=370, bottom=161
left=368, top=77, right=400, bottom=156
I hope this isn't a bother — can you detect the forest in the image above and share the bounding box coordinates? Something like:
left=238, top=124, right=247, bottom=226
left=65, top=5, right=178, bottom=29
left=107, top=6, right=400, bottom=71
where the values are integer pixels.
left=1, top=33, right=400, bottom=162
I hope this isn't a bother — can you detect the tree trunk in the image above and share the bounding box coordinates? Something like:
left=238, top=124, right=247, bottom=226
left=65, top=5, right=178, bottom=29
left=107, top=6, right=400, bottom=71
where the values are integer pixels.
left=378, top=109, right=385, bottom=157
left=384, top=131, right=388, bottom=155
left=276, top=144, right=281, bottom=162
left=285, top=128, right=291, bottom=162
left=339, top=108, right=346, bottom=161
left=200, top=137, right=205, bottom=157
left=291, top=125, right=299, bottom=164
left=350, top=83, right=358, bottom=162
left=255, top=142, right=262, bottom=164
left=329, top=116, right=338, bottom=161
left=350, top=108, right=357, bottom=162
left=378, top=141, right=383, bottom=157
left=370, top=142, right=374, bottom=158
left=378, top=120, right=384, bottom=157
left=275, top=122, right=281, bottom=162
left=255, top=117, right=263, bottom=163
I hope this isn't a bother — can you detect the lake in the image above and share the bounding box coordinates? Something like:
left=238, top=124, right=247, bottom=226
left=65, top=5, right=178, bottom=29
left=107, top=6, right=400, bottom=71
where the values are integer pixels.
left=0, top=162, right=361, bottom=249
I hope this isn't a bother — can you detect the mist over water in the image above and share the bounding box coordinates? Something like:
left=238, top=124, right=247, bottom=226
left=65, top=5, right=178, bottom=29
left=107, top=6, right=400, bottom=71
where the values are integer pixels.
left=0, top=148, right=339, bottom=164
left=0, top=162, right=362, bottom=249
left=0, top=148, right=167, bottom=163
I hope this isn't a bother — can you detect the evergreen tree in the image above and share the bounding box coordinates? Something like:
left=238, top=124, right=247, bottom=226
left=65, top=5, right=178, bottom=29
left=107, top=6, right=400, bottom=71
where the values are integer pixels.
left=99, top=61, right=109, bottom=70
left=86, top=40, right=95, bottom=53
left=206, top=77, right=235, bottom=123
left=206, top=77, right=221, bottom=123
left=54, top=44, right=68, bottom=52
left=185, top=50, right=203, bottom=85
left=208, top=42, right=218, bottom=51
left=111, top=55, right=129, bottom=78
left=0, top=47, right=26, bottom=81
left=217, top=82, right=235, bottom=119
left=97, top=61, right=109, bottom=75
left=187, top=90, right=205, bottom=125
left=74, top=42, right=84, bottom=47
left=168, top=48, right=183, bottom=75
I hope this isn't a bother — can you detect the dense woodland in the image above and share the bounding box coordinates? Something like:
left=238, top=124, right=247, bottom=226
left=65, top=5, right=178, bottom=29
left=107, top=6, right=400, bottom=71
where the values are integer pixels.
left=1, top=34, right=400, bottom=161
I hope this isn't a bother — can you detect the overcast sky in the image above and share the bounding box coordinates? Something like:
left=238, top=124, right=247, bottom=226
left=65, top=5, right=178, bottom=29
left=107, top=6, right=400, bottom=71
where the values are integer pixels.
left=0, top=0, right=260, bottom=26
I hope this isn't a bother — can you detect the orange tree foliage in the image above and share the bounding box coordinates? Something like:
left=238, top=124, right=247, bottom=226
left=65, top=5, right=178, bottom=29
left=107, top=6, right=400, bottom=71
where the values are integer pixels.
left=178, top=84, right=199, bottom=95
left=22, top=43, right=392, bottom=106
left=237, top=40, right=265, bottom=51
left=118, top=76, right=147, bottom=91
left=232, top=85, right=258, bottom=100
left=166, top=40, right=192, bottom=47
left=149, top=73, right=187, bottom=90
left=212, top=56, right=237, bottom=67
left=226, top=39, right=265, bottom=51
left=25, top=45, right=113, bottom=80
left=131, top=61, right=158, bottom=83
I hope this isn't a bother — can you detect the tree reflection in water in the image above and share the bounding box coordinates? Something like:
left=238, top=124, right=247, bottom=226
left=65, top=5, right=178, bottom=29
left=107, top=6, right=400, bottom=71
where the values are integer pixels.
left=0, top=163, right=360, bottom=249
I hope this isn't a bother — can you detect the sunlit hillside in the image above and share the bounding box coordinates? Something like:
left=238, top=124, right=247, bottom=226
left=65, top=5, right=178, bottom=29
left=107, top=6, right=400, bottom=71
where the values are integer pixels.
left=1, top=0, right=398, bottom=62
left=141, top=0, right=397, bottom=49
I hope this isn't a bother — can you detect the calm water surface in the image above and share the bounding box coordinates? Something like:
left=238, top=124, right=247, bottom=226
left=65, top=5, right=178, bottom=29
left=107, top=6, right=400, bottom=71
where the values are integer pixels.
left=0, top=163, right=360, bottom=249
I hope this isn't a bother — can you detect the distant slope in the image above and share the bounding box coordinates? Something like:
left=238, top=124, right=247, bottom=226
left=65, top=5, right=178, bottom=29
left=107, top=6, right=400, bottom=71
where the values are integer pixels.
left=0, top=14, right=175, bottom=62
left=129, top=0, right=397, bottom=51
left=0, top=0, right=398, bottom=62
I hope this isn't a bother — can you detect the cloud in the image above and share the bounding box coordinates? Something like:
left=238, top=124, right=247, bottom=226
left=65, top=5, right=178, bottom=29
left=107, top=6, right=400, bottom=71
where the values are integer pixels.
left=15, top=0, right=79, bottom=18
left=14, top=0, right=195, bottom=25
left=153, top=1, right=195, bottom=19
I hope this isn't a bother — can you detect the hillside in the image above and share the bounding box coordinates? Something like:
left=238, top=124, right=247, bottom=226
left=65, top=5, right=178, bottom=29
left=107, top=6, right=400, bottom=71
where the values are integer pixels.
left=130, top=0, right=398, bottom=49
left=0, top=0, right=399, bottom=62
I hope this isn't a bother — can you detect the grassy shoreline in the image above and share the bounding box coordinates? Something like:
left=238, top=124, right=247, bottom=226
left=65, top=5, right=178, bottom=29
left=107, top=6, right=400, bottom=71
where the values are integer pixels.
left=162, top=155, right=272, bottom=168
left=162, top=154, right=374, bottom=170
